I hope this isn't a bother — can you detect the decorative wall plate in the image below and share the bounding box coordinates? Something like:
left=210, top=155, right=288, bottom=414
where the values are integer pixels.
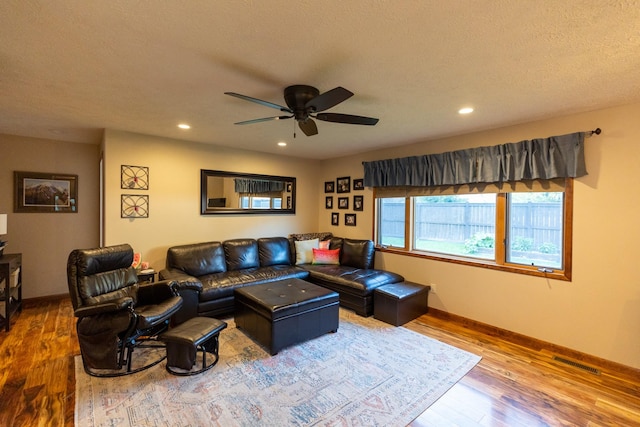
left=121, top=194, right=149, bottom=218
left=121, top=165, right=149, bottom=190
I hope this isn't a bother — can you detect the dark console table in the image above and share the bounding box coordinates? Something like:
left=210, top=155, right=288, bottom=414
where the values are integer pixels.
left=0, top=253, right=22, bottom=332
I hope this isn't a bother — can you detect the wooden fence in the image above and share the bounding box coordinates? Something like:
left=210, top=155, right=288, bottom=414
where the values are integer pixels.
left=380, top=201, right=562, bottom=249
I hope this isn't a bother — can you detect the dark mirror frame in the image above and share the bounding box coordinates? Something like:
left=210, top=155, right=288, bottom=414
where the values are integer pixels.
left=200, top=169, right=296, bottom=215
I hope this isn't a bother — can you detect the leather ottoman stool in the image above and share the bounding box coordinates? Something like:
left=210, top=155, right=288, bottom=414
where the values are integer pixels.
left=374, top=282, right=431, bottom=326
left=234, top=278, right=339, bottom=355
left=160, top=316, right=227, bottom=375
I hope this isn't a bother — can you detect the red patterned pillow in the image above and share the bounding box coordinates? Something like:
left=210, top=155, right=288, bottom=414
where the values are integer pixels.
left=312, top=248, right=340, bottom=265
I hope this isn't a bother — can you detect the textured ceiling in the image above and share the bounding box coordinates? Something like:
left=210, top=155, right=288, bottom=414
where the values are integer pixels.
left=1, top=1, right=639, bottom=159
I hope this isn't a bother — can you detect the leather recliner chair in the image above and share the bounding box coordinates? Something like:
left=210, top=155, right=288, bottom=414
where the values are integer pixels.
left=67, top=244, right=183, bottom=377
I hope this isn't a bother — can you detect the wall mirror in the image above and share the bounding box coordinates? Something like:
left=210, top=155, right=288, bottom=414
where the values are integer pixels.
left=201, top=169, right=296, bottom=215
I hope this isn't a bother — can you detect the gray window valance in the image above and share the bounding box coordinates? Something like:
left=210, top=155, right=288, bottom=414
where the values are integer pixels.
left=234, top=179, right=285, bottom=194
left=363, top=132, right=587, bottom=188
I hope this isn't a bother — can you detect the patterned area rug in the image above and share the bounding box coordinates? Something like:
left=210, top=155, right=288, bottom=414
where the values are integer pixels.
left=75, top=309, right=480, bottom=426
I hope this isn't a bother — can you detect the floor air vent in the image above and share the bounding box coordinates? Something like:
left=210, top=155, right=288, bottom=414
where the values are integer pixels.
left=552, top=356, right=601, bottom=375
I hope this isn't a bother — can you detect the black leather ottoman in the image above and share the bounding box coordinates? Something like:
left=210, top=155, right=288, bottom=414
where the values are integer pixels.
left=234, top=278, right=339, bottom=355
left=160, top=316, right=227, bottom=375
left=374, top=282, right=431, bottom=326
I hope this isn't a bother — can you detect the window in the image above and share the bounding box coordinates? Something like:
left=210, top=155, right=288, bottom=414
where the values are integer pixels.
left=506, top=192, right=563, bottom=269
left=413, top=194, right=496, bottom=260
left=377, top=197, right=406, bottom=248
left=374, top=179, right=572, bottom=280
left=240, top=196, right=283, bottom=209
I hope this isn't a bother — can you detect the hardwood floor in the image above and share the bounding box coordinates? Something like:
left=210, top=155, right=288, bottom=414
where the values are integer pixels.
left=1, top=297, right=638, bottom=426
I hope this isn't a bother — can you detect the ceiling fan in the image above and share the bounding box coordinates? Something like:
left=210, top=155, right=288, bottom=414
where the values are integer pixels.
left=224, top=85, right=379, bottom=137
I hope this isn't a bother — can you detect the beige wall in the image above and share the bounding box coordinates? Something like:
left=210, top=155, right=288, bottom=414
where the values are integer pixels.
left=102, top=130, right=321, bottom=271
left=3, top=102, right=639, bottom=369
left=0, top=134, right=100, bottom=298
left=317, top=102, right=640, bottom=369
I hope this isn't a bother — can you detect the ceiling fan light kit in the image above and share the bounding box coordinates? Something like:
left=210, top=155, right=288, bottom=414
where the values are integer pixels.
left=225, top=85, right=379, bottom=137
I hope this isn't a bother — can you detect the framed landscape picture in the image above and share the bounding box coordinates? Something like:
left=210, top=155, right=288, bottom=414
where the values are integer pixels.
left=14, top=171, right=78, bottom=213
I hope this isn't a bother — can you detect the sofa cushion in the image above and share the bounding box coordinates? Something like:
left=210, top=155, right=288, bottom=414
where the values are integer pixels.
left=224, top=239, right=260, bottom=271
left=294, top=238, right=319, bottom=265
left=198, top=265, right=310, bottom=301
left=258, top=237, right=291, bottom=267
left=329, top=237, right=343, bottom=251
left=166, top=241, right=226, bottom=277
left=341, top=238, right=375, bottom=269
left=301, top=264, right=404, bottom=297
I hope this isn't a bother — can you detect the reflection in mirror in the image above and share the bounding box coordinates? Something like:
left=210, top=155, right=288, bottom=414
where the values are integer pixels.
left=201, top=169, right=296, bottom=215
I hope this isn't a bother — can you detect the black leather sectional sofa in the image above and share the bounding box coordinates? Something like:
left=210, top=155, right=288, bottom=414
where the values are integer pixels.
left=159, top=235, right=404, bottom=320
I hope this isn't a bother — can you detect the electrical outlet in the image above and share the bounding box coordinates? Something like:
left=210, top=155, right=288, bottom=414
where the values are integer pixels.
left=430, top=283, right=437, bottom=294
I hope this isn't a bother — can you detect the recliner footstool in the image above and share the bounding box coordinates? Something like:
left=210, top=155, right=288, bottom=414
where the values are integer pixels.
left=160, top=316, right=227, bottom=375
left=234, top=278, right=339, bottom=355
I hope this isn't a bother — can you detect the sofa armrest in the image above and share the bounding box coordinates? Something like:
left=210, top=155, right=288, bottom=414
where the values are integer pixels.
left=159, top=268, right=204, bottom=292
left=137, top=279, right=181, bottom=303
left=159, top=268, right=202, bottom=324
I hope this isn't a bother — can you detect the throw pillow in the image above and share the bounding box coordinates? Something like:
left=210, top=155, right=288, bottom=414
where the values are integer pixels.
left=294, top=238, right=319, bottom=265
left=318, top=240, right=330, bottom=249
left=312, top=248, right=340, bottom=265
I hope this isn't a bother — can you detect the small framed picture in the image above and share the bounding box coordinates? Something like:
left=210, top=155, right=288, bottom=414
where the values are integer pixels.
left=287, top=196, right=291, bottom=209
left=345, top=213, right=356, bottom=226
left=338, top=197, right=349, bottom=209
left=286, top=182, right=292, bottom=192
left=337, top=176, right=351, bottom=193
left=324, top=181, right=335, bottom=193
left=354, top=195, right=363, bottom=211
left=325, top=196, right=333, bottom=209
left=331, top=212, right=339, bottom=226
left=353, top=178, right=364, bottom=190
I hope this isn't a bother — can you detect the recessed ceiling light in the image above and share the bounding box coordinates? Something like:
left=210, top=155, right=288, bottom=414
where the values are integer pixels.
left=458, top=107, right=474, bottom=115
left=277, top=142, right=287, bottom=147
left=178, top=123, right=191, bottom=129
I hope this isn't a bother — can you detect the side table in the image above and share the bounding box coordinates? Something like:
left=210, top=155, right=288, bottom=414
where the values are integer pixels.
left=137, top=268, right=156, bottom=283
left=0, top=253, right=23, bottom=332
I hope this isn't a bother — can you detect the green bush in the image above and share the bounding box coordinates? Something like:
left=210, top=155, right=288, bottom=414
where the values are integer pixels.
left=464, top=233, right=495, bottom=254
left=538, top=242, right=558, bottom=254
left=511, top=236, right=533, bottom=252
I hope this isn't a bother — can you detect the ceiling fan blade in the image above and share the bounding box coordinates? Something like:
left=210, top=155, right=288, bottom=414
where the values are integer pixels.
left=298, top=118, right=318, bottom=136
left=306, top=87, right=353, bottom=112
left=224, top=92, right=292, bottom=112
left=315, top=113, right=379, bottom=126
left=234, top=115, right=292, bottom=125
